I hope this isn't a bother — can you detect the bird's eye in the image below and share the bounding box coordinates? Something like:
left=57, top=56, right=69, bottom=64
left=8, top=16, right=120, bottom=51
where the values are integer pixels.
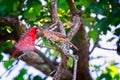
left=35, top=28, right=40, bottom=33
left=35, top=28, right=37, bottom=33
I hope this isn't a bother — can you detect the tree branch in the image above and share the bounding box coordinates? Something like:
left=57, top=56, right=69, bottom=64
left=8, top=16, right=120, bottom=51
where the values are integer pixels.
left=50, top=0, right=82, bottom=80
left=67, top=0, right=91, bottom=80
left=97, top=45, right=117, bottom=51
left=34, top=49, right=56, bottom=70
left=50, top=0, right=70, bottom=80
left=48, top=40, right=68, bottom=69
left=88, top=32, right=116, bottom=54
left=21, top=49, right=56, bottom=75
left=50, top=0, right=66, bottom=35
left=89, top=41, right=98, bottom=55
left=66, top=0, right=77, bottom=15
left=67, top=0, right=83, bottom=40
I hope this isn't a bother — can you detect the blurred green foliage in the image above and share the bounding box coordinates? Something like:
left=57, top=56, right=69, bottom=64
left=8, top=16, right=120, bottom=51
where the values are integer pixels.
left=0, top=0, right=120, bottom=80
left=0, top=40, right=12, bottom=60
left=97, top=64, right=120, bottom=80
left=78, top=0, right=120, bottom=55
left=14, top=68, right=27, bottom=80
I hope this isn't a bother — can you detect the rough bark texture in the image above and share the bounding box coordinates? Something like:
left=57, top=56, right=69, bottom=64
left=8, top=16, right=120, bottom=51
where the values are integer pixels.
left=75, top=24, right=91, bottom=80
left=67, top=0, right=91, bottom=79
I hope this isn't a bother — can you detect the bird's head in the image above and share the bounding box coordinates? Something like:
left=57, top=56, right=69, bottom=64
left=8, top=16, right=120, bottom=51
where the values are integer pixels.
left=29, top=26, right=40, bottom=34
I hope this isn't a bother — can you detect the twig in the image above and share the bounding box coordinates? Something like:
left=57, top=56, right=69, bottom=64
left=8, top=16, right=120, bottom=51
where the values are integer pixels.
left=0, top=59, right=15, bottom=62
left=0, top=59, right=20, bottom=79
left=36, top=15, right=50, bottom=21
left=49, top=39, right=79, bottom=80
left=89, top=32, right=100, bottom=54
left=48, top=40, right=68, bottom=80
left=35, top=37, right=43, bottom=45
left=97, top=45, right=116, bottom=51
left=34, top=49, right=56, bottom=70
left=53, top=63, right=65, bottom=80
left=72, top=55, right=79, bottom=80
left=6, top=64, right=18, bottom=77
left=49, top=21, right=58, bottom=31
left=89, top=42, right=98, bottom=54
left=89, top=39, right=116, bottom=54
left=48, top=40, right=68, bottom=69
left=36, top=45, right=54, bottom=49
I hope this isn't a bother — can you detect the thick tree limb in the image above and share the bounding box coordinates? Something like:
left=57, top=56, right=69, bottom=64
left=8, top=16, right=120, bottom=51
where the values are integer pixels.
left=66, top=0, right=77, bottom=15
left=21, top=49, right=56, bottom=75
left=50, top=0, right=69, bottom=80
left=50, top=0, right=82, bottom=80
left=67, top=15, right=82, bottom=40
left=67, top=0, right=83, bottom=40
left=67, top=0, right=91, bottom=80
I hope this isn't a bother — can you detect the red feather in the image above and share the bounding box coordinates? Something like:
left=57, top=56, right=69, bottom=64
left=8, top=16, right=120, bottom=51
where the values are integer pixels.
left=10, top=27, right=39, bottom=59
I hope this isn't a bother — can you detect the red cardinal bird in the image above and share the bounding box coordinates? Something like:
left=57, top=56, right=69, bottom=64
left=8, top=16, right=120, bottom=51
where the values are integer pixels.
left=10, top=27, right=39, bottom=59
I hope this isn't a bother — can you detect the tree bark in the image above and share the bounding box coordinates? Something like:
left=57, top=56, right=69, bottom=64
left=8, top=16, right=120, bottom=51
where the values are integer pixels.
left=75, top=24, right=91, bottom=80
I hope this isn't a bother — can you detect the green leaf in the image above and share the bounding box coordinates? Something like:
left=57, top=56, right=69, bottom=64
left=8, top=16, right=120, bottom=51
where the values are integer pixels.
left=94, top=18, right=111, bottom=34
left=0, top=5, right=6, bottom=15
left=0, top=40, right=12, bottom=53
left=57, top=0, right=69, bottom=11
left=23, top=0, right=41, bottom=21
left=50, top=50, right=58, bottom=58
left=0, top=53, right=3, bottom=61
left=0, top=0, right=20, bottom=15
left=42, top=37, right=52, bottom=47
left=114, top=28, right=120, bottom=36
left=65, top=27, right=71, bottom=34
left=75, top=0, right=92, bottom=8
left=97, top=73, right=112, bottom=80
left=88, top=29, right=99, bottom=43
left=14, top=68, right=27, bottom=80
left=5, top=26, right=13, bottom=33
left=4, top=61, right=13, bottom=68
left=97, top=64, right=120, bottom=80
left=114, top=74, right=120, bottom=80
left=23, top=8, right=37, bottom=21
left=107, top=37, right=115, bottom=42
left=33, top=75, right=43, bottom=80
left=0, top=40, right=12, bottom=60
left=106, top=65, right=119, bottom=78
left=67, top=57, right=73, bottom=68
left=0, top=0, right=3, bottom=3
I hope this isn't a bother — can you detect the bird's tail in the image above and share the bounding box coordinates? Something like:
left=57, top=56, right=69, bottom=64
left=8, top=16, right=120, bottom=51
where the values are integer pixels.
left=66, top=39, right=79, bottom=51
left=9, top=49, right=20, bottom=60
